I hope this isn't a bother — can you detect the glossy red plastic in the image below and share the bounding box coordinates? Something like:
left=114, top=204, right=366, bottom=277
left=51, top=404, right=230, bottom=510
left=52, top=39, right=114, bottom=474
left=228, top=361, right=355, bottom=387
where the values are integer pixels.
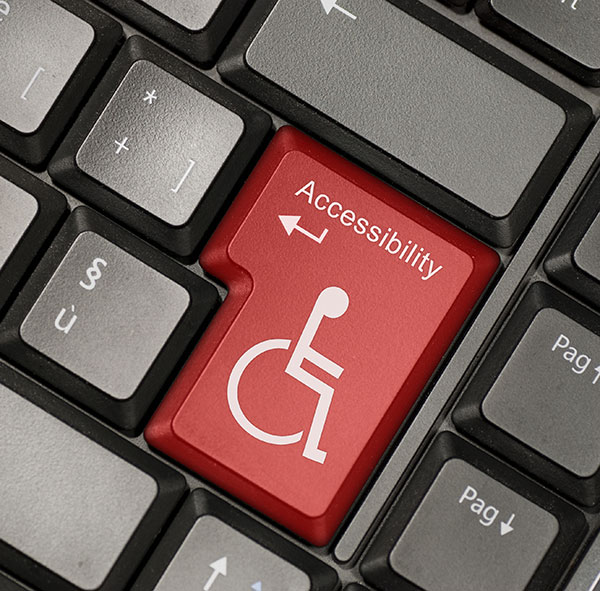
left=145, top=127, right=498, bottom=545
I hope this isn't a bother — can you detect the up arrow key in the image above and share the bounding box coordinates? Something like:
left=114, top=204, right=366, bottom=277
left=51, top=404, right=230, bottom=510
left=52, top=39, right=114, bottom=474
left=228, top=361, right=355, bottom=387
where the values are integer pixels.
left=204, top=557, right=227, bottom=590
left=319, top=0, right=357, bottom=20
left=500, top=514, right=515, bottom=536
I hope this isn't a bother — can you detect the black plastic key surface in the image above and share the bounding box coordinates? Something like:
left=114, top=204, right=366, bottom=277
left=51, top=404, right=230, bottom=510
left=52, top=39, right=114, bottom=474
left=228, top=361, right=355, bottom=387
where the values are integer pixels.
left=0, top=157, right=66, bottom=315
left=0, top=363, right=186, bottom=591
left=0, top=0, right=121, bottom=167
left=546, top=172, right=600, bottom=310
left=564, top=532, right=600, bottom=591
left=455, top=284, right=600, bottom=506
left=361, top=433, right=586, bottom=591
left=95, top=0, right=249, bottom=66
left=476, top=0, right=600, bottom=86
left=132, top=489, right=339, bottom=591
left=0, top=207, right=219, bottom=432
left=219, top=0, right=591, bottom=247
left=0, top=572, right=31, bottom=591
left=50, top=37, right=271, bottom=257
left=438, top=0, right=474, bottom=13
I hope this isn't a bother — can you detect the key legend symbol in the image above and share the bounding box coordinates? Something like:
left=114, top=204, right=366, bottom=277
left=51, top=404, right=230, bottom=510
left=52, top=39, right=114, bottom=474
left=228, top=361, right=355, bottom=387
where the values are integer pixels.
left=320, top=0, right=357, bottom=20
left=279, top=215, right=328, bottom=244
left=228, top=286, right=348, bottom=464
left=204, top=557, right=227, bottom=590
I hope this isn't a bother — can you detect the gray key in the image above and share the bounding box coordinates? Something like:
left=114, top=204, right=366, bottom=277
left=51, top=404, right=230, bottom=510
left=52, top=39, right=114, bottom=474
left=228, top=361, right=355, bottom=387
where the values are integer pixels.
left=20, top=231, right=190, bottom=400
left=0, top=176, right=38, bottom=271
left=478, top=0, right=600, bottom=84
left=0, top=382, right=157, bottom=590
left=389, top=459, right=558, bottom=591
left=575, top=212, right=600, bottom=283
left=140, top=0, right=223, bottom=31
left=245, top=0, right=565, bottom=221
left=482, top=308, right=600, bottom=477
left=76, top=60, right=244, bottom=227
left=0, top=0, right=94, bottom=133
left=565, top=532, right=600, bottom=591
left=153, top=516, right=310, bottom=591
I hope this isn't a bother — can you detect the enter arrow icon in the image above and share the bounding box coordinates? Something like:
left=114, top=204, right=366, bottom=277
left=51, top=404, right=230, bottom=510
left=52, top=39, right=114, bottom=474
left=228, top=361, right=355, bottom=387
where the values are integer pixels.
left=500, top=514, right=515, bottom=536
left=203, top=557, right=227, bottom=590
left=279, top=215, right=329, bottom=244
left=320, top=0, right=357, bottom=20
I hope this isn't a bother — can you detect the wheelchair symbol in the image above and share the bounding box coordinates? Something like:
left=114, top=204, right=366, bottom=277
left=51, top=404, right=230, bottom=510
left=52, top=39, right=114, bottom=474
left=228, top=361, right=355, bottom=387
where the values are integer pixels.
left=227, top=286, right=350, bottom=464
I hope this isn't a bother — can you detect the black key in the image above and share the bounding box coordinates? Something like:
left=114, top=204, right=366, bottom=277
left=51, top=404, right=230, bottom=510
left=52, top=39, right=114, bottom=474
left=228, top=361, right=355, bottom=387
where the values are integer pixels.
left=0, top=572, right=30, bottom=591
left=438, top=0, right=474, bottom=13
left=0, top=362, right=186, bottom=591
left=361, top=433, right=585, bottom=591
left=219, top=0, right=591, bottom=247
left=455, top=284, right=600, bottom=505
left=132, top=489, right=339, bottom=591
left=546, top=173, right=600, bottom=310
left=50, top=37, right=271, bottom=257
left=0, top=157, right=66, bottom=315
left=0, top=0, right=121, bottom=167
left=95, top=0, right=250, bottom=66
left=476, top=0, right=600, bottom=86
left=0, top=207, right=218, bottom=432
left=564, top=532, right=600, bottom=591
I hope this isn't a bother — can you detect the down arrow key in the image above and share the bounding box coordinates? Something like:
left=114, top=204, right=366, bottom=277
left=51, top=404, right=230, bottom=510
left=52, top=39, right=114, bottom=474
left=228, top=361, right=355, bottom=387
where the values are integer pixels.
left=500, top=514, right=515, bottom=536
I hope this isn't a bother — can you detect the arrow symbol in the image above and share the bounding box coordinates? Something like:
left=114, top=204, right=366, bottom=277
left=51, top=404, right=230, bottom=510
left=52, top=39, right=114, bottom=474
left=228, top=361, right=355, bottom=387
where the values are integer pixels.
left=279, top=215, right=328, bottom=244
left=500, top=514, right=515, bottom=536
left=588, top=572, right=600, bottom=591
left=320, top=0, right=357, bottom=20
left=252, top=583, right=262, bottom=591
left=204, top=557, right=227, bottom=590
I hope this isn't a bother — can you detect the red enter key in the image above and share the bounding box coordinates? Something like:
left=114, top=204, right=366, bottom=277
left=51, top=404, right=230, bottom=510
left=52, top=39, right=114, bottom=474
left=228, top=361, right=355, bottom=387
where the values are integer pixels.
left=146, top=128, right=498, bottom=545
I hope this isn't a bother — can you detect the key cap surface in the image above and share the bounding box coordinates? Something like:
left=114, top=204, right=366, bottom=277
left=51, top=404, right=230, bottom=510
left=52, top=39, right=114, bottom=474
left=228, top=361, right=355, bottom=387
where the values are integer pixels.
left=146, top=127, right=498, bottom=545
left=455, top=284, right=600, bottom=505
left=390, top=459, right=557, bottom=591
left=95, top=0, right=248, bottom=66
left=154, top=517, right=310, bottom=590
left=477, top=0, right=600, bottom=85
left=77, top=60, right=243, bottom=227
left=546, top=172, right=600, bottom=310
left=133, top=489, right=338, bottom=590
left=140, top=0, right=222, bottom=30
left=220, top=0, right=591, bottom=246
left=0, top=365, right=186, bottom=591
left=0, top=158, right=66, bottom=314
left=21, top=231, right=190, bottom=399
left=0, top=0, right=121, bottom=166
left=482, top=308, right=600, bottom=477
left=564, top=532, right=600, bottom=591
left=0, top=0, right=93, bottom=134
left=0, top=208, right=218, bottom=431
left=50, top=38, right=271, bottom=256
left=362, top=434, right=586, bottom=591
left=0, top=177, right=38, bottom=270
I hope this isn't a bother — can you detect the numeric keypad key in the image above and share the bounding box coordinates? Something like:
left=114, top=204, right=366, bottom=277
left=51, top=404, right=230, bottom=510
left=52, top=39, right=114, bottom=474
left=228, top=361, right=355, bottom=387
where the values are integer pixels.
left=50, top=37, right=271, bottom=257
left=0, top=207, right=219, bottom=431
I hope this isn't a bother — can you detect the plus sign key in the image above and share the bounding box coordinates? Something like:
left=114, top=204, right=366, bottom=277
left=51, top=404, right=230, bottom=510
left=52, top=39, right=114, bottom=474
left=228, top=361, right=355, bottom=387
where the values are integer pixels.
left=146, top=128, right=499, bottom=545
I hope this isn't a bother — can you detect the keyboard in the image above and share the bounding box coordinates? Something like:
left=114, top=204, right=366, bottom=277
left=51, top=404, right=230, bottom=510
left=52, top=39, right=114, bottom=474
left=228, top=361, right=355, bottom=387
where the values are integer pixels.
left=1, top=1, right=600, bottom=590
